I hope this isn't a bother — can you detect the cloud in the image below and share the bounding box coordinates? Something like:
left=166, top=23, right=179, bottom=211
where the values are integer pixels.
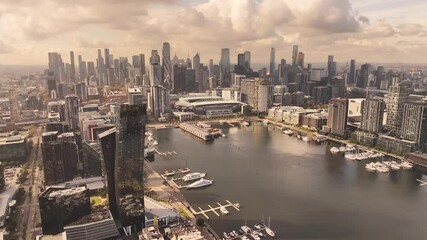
left=300, top=0, right=362, bottom=33
left=0, top=41, right=14, bottom=54
left=396, top=23, right=427, bottom=36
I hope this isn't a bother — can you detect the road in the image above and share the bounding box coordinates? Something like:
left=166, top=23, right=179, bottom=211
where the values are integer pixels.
left=15, top=128, right=43, bottom=240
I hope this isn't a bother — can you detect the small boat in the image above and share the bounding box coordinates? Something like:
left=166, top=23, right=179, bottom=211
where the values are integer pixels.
left=390, top=164, right=401, bottom=170
left=241, top=225, right=252, bottom=233
left=401, top=161, right=414, bottom=169
left=223, top=232, right=231, bottom=239
left=182, top=172, right=206, bottom=182
left=365, top=163, right=377, bottom=172
left=240, top=236, right=250, bottom=240
left=230, top=231, right=238, bottom=237
left=222, top=133, right=227, bottom=138
left=254, top=231, right=265, bottom=238
left=302, top=136, right=310, bottom=142
left=282, top=129, right=294, bottom=135
left=153, top=140, right=158, bottom=146
left=265, top=217, right=275, bottom=237
left=254, top=223, right=263, bottom=230
left=330, top=147, right=340, bottom=154
left=376, top=166, right=389, bottom=173
left=185, top=178, right=214, bottom=189
left=163, top=170, right=175, bottom=177
left=178, top=167, right=191, bottom=173
left=250, top=233, right=261, bottom=240
left=220, top=207, right=229, bottom=215
left=242, top=121, right=250, bottom=126
left=339, top=146, right=347, bottom=152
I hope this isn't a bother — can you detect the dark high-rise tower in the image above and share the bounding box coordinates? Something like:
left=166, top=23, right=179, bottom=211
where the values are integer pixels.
left=356, top=63, right=372, bottom=88
left=64, top=95, right=79, bottom=131
left=162, top=42, right=171, bottom=88
left=139, top=54, right=146, bottom=77
left=349, top=59, right=356, bottom=85
left=292, top=45, right=298, bottom=67
left=327, top=55, right=336, bottom=80
left=269, top=48, right=276, bottom=77
left=99, top=104, right=147, bottom=235
left=219, top=48, right=231, bottom=87
left=70, top=51, right=76, bottom=82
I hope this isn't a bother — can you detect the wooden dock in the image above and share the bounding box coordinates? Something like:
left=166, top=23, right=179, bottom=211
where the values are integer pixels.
left=190, top=200, right=240, bottom=219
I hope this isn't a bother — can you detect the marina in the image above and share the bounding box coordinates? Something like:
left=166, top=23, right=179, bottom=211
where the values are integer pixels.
left=189, top=200, right=241, bottom=219
left=150, top=123, right=427, bottom=239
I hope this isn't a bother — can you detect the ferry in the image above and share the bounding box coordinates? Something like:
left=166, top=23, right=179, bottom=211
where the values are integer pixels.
left=185, top=178, right=214, bottom=189
left=182, top=172, right=206, bottom=182
left=220, top=207, right=229, bottom=215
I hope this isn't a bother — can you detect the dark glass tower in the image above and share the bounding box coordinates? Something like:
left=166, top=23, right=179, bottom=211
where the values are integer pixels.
left=100, top=104, right=147, bottom=236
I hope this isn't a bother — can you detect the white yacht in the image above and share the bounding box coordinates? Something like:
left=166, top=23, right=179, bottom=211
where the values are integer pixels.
left=365, top=163, right=377, bottom=172
left=178, top=167, right=190, bottom=174
left=376, top=165, right=389, bottom=173
left=185, top=178, right=214, bottom=189
left=220, top=207, right=229, bottom=215
left=241, top=225, right=252, bottom=233
left=182, top=172, right=206, bottom=182
left=283, top=129, right=294, bottom=135
left=265, top=217, right=275, bottom=238
left=401, top=161, right=414, bottom=169
left=250, top=233, right=261, bottom=240
left=330, top=147, right=340, bottom=154
left=339, top=146, right=347, bottom=152
left=390, top=164, right=401, bottom=170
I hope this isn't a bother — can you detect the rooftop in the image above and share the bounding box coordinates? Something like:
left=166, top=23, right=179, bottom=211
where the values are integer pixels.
left=45, top=186, right=87, bottom=198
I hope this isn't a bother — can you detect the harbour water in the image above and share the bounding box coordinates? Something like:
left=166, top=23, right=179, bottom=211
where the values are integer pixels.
left=150, top=123, right=427, bottom=239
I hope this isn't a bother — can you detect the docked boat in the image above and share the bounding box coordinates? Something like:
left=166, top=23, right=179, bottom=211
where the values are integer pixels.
left=330, top=147, right=340, bottom=154
left=254, top=223, right=264, bottom=230
left=365, top=163, right=377, bottom=172
left=185, top=178, right=214, bottom=189
left=390, top=164, right=401, bottom=170
left=376, top=166, right=389, bottom=173
left=282, top=129, right=294, bottom=135
left=223, top=232, right=231, bottom=239
left=178, top=167, right=190, bottom=174
left=163, top=170, right=175, bottom=177
left=253, top=230, right=265, bottom=238
left=265, top=217, right=275, bottom=237
left=241, top=226, right=252, bottom=233
left=182, top=172, right=206, bottom=182
left=152, top=140, right=158, bottom=146
left=242, top=121, right=250, bottom=127
left=302, top=136, right=310, bottom=142
left=339, top=146, right=347, bottom=152
left=250, top=233, right=261, bottom=240
left=222, top=133, right=227, bottom=138
left=230, top=231, right=238, bottom=237
left=240, top=236, right=250, bottom=240
left=401, top=161, right=413, bottom=169
left=220, top=207, right=229, bottom=215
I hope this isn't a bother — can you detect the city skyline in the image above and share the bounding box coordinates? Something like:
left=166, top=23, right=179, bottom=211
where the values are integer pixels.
left=0, top=0, right=427, bottom=65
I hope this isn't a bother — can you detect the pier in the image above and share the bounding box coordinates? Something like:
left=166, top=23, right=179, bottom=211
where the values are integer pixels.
left=189, top=200, right=240, bottom=219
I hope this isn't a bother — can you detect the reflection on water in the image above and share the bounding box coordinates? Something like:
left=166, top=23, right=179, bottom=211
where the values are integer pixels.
left=150, top=123, right=427, bottom=239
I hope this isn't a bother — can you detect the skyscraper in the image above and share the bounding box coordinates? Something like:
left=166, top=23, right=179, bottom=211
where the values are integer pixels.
left=162, top=42, right=171, bottom=88
left=70, top=51, right=76, bottom=82
left=244, top=51, right=251, bottom=70
left=132, top=55, right=140, bottom=68
left=64, top=95, right=79, bottom=131
left=349, top=59, right=356, bottom=85
left=292, top=45, right=298, bottom=67
left=78, top=55, right=87, bottom=81
left=193, top=53, right=202, bottom=91
left=104, top=48, right=110, bottom=68
left=327, top=55, right=336, bottom=79
left=219, top=48, right=231, bottom=87
left=297, top=52, right=305, bottom=69
left=356, top=63, right=372, bottom=88
left=269, top=48, right=276, bottom=77
left=46, top=70, right=58, bottom=99
left=149, top=51, right=162, bottom=87
left=139, top=54, right=146, bottom=77
left=326, top=98, right=348, bottom=137
left=48, top=52, right=63, bottom=81
left=208, top=59, right=214, bottom=77
left=97, top=49, right=104, bottom=85
left=103, top=105, right=146, bottom=234
left=360, top=98, right=385, bottom=133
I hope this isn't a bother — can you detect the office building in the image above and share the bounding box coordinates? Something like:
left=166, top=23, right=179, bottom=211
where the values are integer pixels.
left=244, top=51, right=251, bottom=70
left=269, top=48, right=276, bottom=79
left=327, top=55, right=336, bottom=79
left=241, top=78, right=273, bottom=112
left=149, top=86, right=170, bottom=119
left=348, top=59, right=356, bottom=85
left=325, top=98, right=348, bottom=137
left=75, top=82, right=87, bottom=102
left=39, top=186, right=91, bottom=235
left=46, top=71, right=58, bottom=99
left=41, top=132, right=79, bottom=186
left=99, top=104, right=147, bottom=235
left=65, top=95, right=80, bottom=131
left=356, top=63, right=372, bottom=88
left=48, top=52, right=63, bottom=81
left=97, top=49, right=105, bottom=85
left=297, top=52, right=305, bottom=69
left=139, top=54, right=146, bottom=78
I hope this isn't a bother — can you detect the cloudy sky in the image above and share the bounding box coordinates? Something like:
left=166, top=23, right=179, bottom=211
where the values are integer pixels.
left=0, top=0, right=426, bottom=66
